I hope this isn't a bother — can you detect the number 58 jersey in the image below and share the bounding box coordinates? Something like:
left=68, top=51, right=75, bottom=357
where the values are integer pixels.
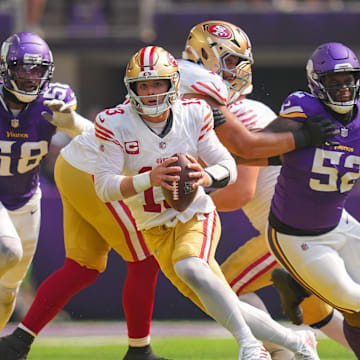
left=0, top=82, right=76, bottom=210
left=272, top=91, right=360, bottom=232
left=94, top=98, right=236, bottom=230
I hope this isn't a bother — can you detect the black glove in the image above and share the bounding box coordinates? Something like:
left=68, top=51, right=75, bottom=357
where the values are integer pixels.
left=212, top=107, right=226, bottom=129
left=292, top=114, right=340, bottom=148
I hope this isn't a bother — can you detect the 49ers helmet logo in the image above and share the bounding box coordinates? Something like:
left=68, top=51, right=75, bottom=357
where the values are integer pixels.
left=207, top=24, right=231, bottom=39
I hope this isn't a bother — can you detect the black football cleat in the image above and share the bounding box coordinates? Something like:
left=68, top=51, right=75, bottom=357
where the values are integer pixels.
left=123, top=345, right=171, bottom=360
left=0, top=330, right=32, bottom=360
left=271, top=268, right=310, bottom=325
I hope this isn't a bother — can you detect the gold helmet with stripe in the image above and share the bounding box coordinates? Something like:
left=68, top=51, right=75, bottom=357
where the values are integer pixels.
left=124, top=46, right=180, bottom=116
left=182, top=20, right=254, bottom=102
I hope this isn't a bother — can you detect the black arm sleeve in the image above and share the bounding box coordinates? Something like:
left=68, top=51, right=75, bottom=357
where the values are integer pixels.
left=212, top=107, right=226, bottom=129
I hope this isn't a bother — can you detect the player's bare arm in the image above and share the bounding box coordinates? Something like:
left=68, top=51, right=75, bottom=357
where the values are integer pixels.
left=184, top=93, right=337, bottom=159
left=210, top=164, right=260, bottom=211
left=232, top=114, right=339, bottom=165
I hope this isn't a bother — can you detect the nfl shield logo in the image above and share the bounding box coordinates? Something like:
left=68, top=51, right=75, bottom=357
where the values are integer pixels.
left=301, top=243, right=309, bottom=251
left=11, top=118, right=19, bottom=128
left=159, top=141, right=166, bottom=149
left=340, top=128, right=348, bottom=137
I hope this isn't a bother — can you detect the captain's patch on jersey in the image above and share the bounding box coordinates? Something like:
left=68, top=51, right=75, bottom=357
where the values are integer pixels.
left=125, top=141, right=139, bottom=154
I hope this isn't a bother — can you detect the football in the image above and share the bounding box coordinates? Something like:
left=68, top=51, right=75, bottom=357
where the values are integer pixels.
left=161, top=152, right=198, bottom=212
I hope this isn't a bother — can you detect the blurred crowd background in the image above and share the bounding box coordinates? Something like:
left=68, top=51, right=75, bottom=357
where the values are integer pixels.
left=3, top=0, right=359, bottom=119
left=2, top=0, right=357, bottom=118
left=2, top=0, right=360, bottom=322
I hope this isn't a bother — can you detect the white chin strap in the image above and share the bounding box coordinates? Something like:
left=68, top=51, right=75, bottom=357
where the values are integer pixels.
left=327, top=102, right=354, bottom=114
left=138, top=102, right=169, bottom=117
left=8, top=80, right=39, bottom=103
left=8, top=89, right=37, bottom=103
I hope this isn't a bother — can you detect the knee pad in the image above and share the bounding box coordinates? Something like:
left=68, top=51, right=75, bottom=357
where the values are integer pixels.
left=0, top=285, right=19, bottom=305
left=0, top=236, right=23, bottom=275
left=174, top=257, right=207, bottom=288
left=343, top=311, right=360, bottom=327
left=301, top=294, right=334, bottom=327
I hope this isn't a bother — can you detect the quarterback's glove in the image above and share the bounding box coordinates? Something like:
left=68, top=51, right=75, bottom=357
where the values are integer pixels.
left=42, top=99, right=93, bottom=138
left=292, top=114, right=340, bottom=148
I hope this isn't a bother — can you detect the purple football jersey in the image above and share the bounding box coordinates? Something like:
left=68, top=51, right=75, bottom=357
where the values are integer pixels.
left=0, top=82, right=76, bottom=210
left=271, top=91, right=360, bottom=231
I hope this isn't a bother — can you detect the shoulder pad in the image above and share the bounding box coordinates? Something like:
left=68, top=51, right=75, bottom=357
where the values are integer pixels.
left=178, top=60, right=228, bottom=104
left=229, top=98, right=276, bottom=130
left=280, top=91, right=316, bottom=121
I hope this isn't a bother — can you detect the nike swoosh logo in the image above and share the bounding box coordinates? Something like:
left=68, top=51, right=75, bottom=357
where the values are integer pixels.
left=30, top=209, right=38, bottom=215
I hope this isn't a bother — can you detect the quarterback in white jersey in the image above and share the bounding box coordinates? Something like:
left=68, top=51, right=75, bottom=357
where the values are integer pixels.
left=94, top=97, right=235, bottom=229
left=94, top=45, right=325, bottom=360
left=93, top=45, right=272, bottom=360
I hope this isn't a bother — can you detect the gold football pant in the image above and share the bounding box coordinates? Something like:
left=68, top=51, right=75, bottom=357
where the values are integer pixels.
left=54, top=154, right=152, bottom=272
left=221, top=231, right=333, bottom=326
left=142, top=211, right=230, bottom=313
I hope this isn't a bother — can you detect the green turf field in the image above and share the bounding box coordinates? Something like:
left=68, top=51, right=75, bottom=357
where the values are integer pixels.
left=26, top=336, right=356, bottom=359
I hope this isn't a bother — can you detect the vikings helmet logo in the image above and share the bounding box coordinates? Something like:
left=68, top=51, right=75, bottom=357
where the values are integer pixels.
left=207, top=24, right=231, bottom=39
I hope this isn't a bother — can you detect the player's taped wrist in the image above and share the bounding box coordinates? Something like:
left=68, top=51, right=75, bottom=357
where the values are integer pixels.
left=204, top=164, right=230, bottom=188
left=132, top=171, right=151, bottom=193
left=212, top=107, right=226, bottom=129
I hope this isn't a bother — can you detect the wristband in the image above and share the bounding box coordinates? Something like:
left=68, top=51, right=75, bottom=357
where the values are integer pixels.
left=291, top=129, right=308, bottom=149
left=133, top=171, right=151, bottom=193
left=204, top=164, right=230, bottom=188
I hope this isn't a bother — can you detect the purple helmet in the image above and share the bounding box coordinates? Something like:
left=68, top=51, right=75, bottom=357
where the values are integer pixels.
left=0, top=32, right=54, bottom=103
left=306, top=42, right=360, bottom=114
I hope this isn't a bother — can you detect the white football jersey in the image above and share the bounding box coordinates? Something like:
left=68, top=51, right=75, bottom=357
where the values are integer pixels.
left=94, top=99, right=236, bottom=230
left=61, top=128, right=97, bottom=174
left=178, top=59, right=229, bottom=104
left=60, top=100, right=132, bottom=174
left=229, top=98, right=280, bottom=231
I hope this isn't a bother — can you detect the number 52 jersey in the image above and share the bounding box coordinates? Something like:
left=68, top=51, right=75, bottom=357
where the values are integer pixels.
left=272, top=91, right=360, bottom=232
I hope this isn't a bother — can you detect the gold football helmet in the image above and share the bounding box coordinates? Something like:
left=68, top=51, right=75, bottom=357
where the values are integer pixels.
left=124, top=46, right=180, bottom=116
left=183, top=20, right=254, bottom=102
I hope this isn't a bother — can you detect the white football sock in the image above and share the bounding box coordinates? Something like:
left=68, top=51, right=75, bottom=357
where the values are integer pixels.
left=320, top=309, right=351, bottom=350
left=239, top=292, right=294, bottom=359
left=174, top=257, right=258, bottom=347
left=237, top=300, right=302, bottom=351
